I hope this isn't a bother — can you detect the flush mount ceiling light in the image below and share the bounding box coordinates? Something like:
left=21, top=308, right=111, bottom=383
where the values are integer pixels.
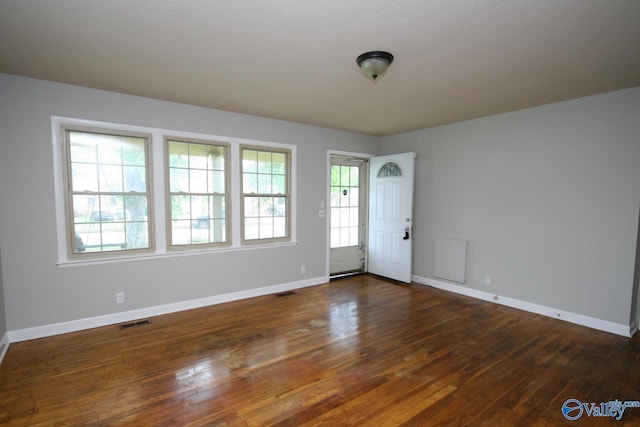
left=356, top=51, right=394, bottom=81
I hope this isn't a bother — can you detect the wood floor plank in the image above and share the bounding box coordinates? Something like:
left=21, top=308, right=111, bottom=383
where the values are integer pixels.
left=0, top=274, right=638, bottom=426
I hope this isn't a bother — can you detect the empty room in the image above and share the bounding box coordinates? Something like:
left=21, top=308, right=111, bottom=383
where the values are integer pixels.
left=1, top=1, right=640, bottom=425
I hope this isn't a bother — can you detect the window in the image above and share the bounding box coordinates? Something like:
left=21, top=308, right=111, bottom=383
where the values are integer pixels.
left=377, top=161, right=402, bottom=177
left=241, top=146, right=290, bottom=243
left=54, top=117, right=297, bottom=264
left=63, top=128, right=151, bottom=256
left=166, top=138, right=229, bottom=247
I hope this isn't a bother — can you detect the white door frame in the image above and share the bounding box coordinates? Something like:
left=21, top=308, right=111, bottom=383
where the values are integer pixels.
left=325, top=150, right=374, bottom=279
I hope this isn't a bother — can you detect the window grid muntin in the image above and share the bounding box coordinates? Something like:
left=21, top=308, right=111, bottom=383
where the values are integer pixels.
left=65, top=128, right=152, bottom=256
left=166, top=138, right=230, bottom=248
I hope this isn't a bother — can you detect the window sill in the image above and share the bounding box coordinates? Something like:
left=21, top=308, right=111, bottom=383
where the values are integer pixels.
left=56, top=241, right=299, bottom=268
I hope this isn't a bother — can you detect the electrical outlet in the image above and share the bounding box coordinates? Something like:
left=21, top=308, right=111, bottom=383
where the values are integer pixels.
left=484, top=275, right=492, bottom=286
left=116, top=292, right=125, bottom=304
left=300, top=265, right=306, bottom=274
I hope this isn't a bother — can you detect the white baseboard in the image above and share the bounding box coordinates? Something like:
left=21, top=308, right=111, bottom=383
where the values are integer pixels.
left=0, top=332, right=9, bottom=365
left=412, top=275, right=633, bottom=338
left=8, top=275, right=328, bottom=343
left=630, top=320, right=638, bottom=337
left=6, top=273, right=633, bottom=346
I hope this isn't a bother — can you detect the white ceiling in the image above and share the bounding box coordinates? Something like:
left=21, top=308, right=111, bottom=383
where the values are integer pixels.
left=1, top=1, right=639, bottom=136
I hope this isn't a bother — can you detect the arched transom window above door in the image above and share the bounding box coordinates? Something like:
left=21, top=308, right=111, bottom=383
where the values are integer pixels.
left=377, top=161, right=402, bottom=177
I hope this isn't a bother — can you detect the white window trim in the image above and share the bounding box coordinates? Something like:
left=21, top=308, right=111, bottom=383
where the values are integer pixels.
left=52, top=116, right=297, bottom=266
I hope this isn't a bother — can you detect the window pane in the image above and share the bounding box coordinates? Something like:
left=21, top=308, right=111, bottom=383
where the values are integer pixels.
left=190, top=169, right=208, bottom=193
left=169, top=141, right=189, bottom=167
left=272, top=175, right=285, bottom=194
left=259, top=196, right=274, bottom=216
left=189, top=143, right=208, bottom=169
left=340, top=187, right=350, bottom=207
left=102, top=222, right=125, bottom=250
left=72, top=194, right=93, bottom=224
left=243, top=150, right=257, bottom=173
left=243, top=173, right=257, bottom=194
left=340, top=207, right=350, bottom=227
left=330, top=228, right=340, bottom=249
left=124, top=195, right=146, bottom=221
left=258, top=174, right=271, bottom=194
left=341, top=166, right=350, bottom=186
left=71, top=163, right=98, bottom=192
left=273, top=217, right=286, bottom=238
left=349, top=207, right=359, bottom=225
left=122, top=144, right=146, bottom=166
left=210, top=170, right=225, bottom=193
left=208, top=146, right=225, bottom=170
left=169, top=168, right=187, bottom=193
left=274, top=197, right=286, bottom=217
left=171, top=195, right=190, bottom=220
left=70, top=143, right=95, bottom=163
left=188, top=194, right=203, bottom=215
left=211, top=219, right=226, bottom=242
left=192, top=226, right=210, bottom=244
left=210, top=195, right=226, bottom=219
left=192, top=216, right=209, bottom=231
left=350, top=166, right=359, bottom=186
left=125, top=221, right=148, bottom=249
left=349, top=226, right=359, bottom=246
left=98, top=165, right=123, bottom=192
left=272, top=152, right=286, bottom=174
left=244, top=218, right=259, bottom=240
left=123, top=166, right=146, bottom=192
left=349, top=187, right=359, bottom=207
left=331, top=165, right=341, bottom=186
left=244, top=196, right=259, bottom=217
left=171, top=220, right=191, bottom=245
left=98, top=195, right=117, bottom=218
left=257, top=151, right=272, bottom=173
left=340, top=228, right=350, bottom=247
left=330, top=187, right=341, bottom=208
left=99, top=144, right=122, bottom=165
left=259, top=217, right=274, bottom=239
left=331, top=207, right=340, bottom=227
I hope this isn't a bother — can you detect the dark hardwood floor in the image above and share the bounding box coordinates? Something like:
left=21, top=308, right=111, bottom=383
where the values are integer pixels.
left=1, top=274, right=639, bottom=426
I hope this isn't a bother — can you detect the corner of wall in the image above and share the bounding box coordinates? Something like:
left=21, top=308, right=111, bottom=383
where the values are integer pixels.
left=631, top=204, right=640, bottom=328
left=0, top=242, right=8, bottom=365
left=0, top=332, right=9, bottom=365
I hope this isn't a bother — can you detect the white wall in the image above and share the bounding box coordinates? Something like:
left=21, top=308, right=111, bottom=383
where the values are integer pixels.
left=0, top=74, right=377, bottom=332
left=380, top=87, right=640, bottom=326
left=2, top=72, right=638, bottom=336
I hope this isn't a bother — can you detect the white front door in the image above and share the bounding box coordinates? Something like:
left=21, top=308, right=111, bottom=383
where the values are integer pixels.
left=368, top=152, right=415, bottom=283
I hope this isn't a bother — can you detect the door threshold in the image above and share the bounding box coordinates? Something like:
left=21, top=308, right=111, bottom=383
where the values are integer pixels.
left=330, top=270, right=366, bottom=280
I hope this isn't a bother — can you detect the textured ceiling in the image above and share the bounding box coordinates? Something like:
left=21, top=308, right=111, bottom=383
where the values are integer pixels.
left=1, top=0, right=639, bottom=136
